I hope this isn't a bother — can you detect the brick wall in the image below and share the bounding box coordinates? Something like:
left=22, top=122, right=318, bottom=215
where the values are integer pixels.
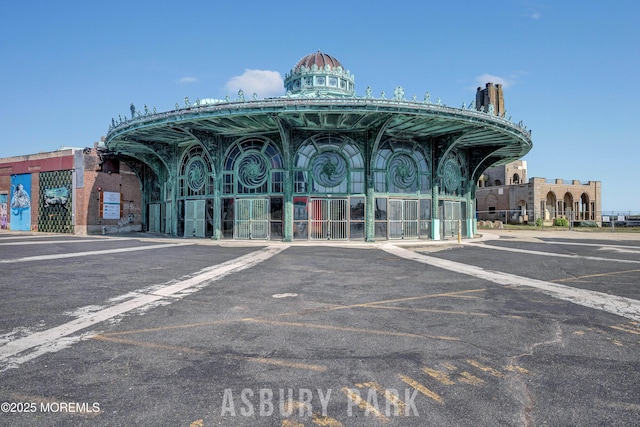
left=76, top=148, right=143, bottom=235
left=0, top=148, right=143, bottom=235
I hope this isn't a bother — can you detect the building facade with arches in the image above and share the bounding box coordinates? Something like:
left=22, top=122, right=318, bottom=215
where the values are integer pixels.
left=104, top=52, right=532, bottom=241
left=476, top=160, right=602, bottom=225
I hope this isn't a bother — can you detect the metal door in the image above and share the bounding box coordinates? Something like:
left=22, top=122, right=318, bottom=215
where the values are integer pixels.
left=388, top=199, right=419, bottom=239
left=184, top=199, right=205, bottom=237
left=165, top=201, right=172, bottom=235
left=235, top=198, right=269, bottom=239
left=309, top=198, right=348, bottom=240
left=148, top=203, right=160, bottom=232
left=443, top=201, right=461, bottom=238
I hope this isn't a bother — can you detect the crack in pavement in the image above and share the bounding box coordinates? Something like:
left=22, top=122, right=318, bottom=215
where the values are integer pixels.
left=507, top=322, right=564, bottom=427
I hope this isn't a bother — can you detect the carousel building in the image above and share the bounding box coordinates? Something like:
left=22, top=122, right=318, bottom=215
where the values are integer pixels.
left=104, top=51, right=532, bottom=241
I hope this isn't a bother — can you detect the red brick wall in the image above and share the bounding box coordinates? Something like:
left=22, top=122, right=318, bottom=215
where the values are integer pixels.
left=77, top=150, right=143, bottom=234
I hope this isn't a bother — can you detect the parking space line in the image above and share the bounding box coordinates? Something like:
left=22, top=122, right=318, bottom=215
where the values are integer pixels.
left=609, top=322, right=640, bottom=335
left=383, top=245, right=640, bottom=321
left=243, top=356, right=327, bottom=372
left=310, top=414, right=343, bottom=426
left=274, top=288, right=487, bottom=319
left=441, top=362, right=457, bottom=371
left=504, top=364, right=530, bottom=374
left=242, top=318, right=459, bottom=341
left=0, top=242, right=192, bottom=263
left=466, top=359, right=505, bottom=378
left=0, top=238, right=128, bottom=246
left=551, top=269, right=640, bottom=283
left=93, top=334, right=202, bottom=353
left=0, top=245, right=288, bottom=371
left=93, top=334, right=328, bottom=372
left=546, top=241, right=640, bottom=251
left=355, top=381, right=407, bottom=415
left=421, top=367, right=455, bottom=385
left=97, top=320, right=234, bottom=337
left=365, top=305, right=523, bottom=319
left=341, top=387, right=389, bottom=422
left=396, top=374, right=444, bottom=404
left=465, top=242, right=640, bottom=264
left=458, top=372, right=484, bottom=385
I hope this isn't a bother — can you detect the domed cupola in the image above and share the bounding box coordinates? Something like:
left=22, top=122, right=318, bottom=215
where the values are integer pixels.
left=284, top=51, right=355, bottom=97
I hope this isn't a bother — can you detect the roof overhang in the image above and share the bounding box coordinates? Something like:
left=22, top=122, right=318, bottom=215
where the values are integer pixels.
left=105, top=98, right=532, bottom=162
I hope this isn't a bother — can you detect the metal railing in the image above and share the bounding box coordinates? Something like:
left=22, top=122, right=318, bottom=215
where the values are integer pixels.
left=476, top=210, right=640, bottom=228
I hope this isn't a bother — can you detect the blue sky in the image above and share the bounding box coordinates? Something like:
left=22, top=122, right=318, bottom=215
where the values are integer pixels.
left=1, top=1, right=638, bottom=212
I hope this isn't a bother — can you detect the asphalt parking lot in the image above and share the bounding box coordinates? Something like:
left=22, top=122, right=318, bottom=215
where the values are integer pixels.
left=1, top=230, right=639, bottom=426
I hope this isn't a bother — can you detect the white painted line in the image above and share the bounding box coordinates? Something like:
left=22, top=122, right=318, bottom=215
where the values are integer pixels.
left=544, top=241, right=640, bottom=250
left=0, top=234, right=61, bottom=239
left=599, top=247, right=640, bottom=255
left=0, top=245, right=288, bottom=371
left=0, top=243, right=191, bottom=263
left=465, top=242, right=640, bottom=264
left=0, top=238, right=128, bottom=246
left=382, top=244, right=640, bottom=322
left=272, top=293, right=298, bottom=298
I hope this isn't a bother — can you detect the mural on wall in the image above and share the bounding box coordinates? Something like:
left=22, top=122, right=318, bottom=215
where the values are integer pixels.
left=39, top=170, right=73, bottom=233
left=10, top=174, right=32, bottom=231
left=0, top=194, right=7, bottom=229
left=44, top=187, right=69, bottom=208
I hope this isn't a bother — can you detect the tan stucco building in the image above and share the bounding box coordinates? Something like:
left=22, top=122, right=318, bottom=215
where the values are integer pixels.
left=476, top=160, right=602, bottom=225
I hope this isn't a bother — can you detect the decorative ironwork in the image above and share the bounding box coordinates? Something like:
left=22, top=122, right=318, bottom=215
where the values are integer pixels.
left=237, top=151, right=268, bottom=189
left=389, top=154, right=417, bottom=190
left=186, top=156, right=206, bottom=192
left=104, top=52, right=533, bottom=242
left=443, top=157, right=463, bottom=194
left=312, top=151, right=347, bottom=187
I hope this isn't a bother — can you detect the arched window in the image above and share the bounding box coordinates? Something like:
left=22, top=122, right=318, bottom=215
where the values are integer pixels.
left=294, top=135, right=364, bottom=194
left=580, top=193, right=591, bottom=220
left=178, top=145, right=214, bottom=198
left=439, top=150, right=467, bottom=196
left=512, top=173, right=520, bottom=184
left=546, top=191, right=557, bottom=219
left=373, top=140, right=430, bottom=194
left=222, top=138, right=284, bottom=195
left=563, top=192, right=573, bottom=217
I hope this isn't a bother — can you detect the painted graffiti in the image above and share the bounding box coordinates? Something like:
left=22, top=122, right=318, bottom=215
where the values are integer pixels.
left=0, top=194, right=7, bottom=229
left=44, top=186, right=69, bottom=208
left=10, top=174, right=31, bottom=231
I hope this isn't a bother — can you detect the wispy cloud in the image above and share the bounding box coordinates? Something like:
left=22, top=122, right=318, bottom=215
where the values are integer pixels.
left=474, top=73, right=513, bottom=89
left=523, top=2, right=544, bottom=19
left=224, top=69, right=284, bottom=98
left=528, top=10, right=542, bottom=19
left=178, top=76, right=198, bottom=85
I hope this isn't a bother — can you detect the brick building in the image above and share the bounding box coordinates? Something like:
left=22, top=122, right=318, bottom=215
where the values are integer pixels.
left=476, top=160, right=602, bottom=225
left=476, top=82, right=505, bottom=117
left=0, top=144, right=143, bottom=234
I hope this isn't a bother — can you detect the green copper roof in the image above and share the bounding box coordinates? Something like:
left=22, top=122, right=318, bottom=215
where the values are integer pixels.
left=106, top=96, right=532, bottom=164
